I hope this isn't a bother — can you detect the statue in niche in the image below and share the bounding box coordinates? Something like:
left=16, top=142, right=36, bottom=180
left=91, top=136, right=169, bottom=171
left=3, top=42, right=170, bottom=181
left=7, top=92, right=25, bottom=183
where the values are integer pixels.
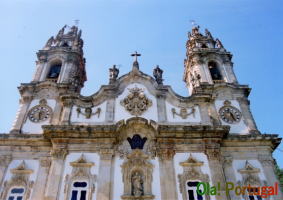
left=76, top=107, right=101, bottom=119
left=153, top=65, right=164, bottom=85
left=109, top=65, right=119, bottom=84
left=132, top=171, right=144, bottom=197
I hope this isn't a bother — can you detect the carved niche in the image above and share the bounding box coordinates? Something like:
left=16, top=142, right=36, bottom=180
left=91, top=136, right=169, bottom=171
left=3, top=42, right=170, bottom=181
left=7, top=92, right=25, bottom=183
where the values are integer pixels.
left=0, top=161, right=34, bottom=200
left=64, top=155, right=96, bottom=200
left=121, top=150, right=155, bottom=200
left=237, top=161, right=267, bottom=200
left=178, top=154, right=210, bottom=200
left=120, top=87, right=152, bottom=116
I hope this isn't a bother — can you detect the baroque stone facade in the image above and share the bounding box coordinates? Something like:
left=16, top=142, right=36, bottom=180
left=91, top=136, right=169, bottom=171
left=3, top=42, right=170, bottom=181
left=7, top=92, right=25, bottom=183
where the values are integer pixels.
left=0, top=25, right=282, bottom=200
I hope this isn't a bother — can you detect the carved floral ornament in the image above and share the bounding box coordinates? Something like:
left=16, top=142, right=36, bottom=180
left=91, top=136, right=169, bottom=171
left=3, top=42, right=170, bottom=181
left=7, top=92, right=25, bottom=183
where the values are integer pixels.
left=76, top=106, right=101, bottom=119
left=64, top=155, right=96, bottom=200
left=120, top=87, right=152, bottom=116
left=0, top=161, right=34, bottom=200
left=178, top=154, right=210, bottom=200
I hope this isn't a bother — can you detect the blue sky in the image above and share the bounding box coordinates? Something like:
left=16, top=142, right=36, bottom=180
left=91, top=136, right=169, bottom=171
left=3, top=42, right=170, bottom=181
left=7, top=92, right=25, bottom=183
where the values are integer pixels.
left=0, top=0, right=282, bottom=167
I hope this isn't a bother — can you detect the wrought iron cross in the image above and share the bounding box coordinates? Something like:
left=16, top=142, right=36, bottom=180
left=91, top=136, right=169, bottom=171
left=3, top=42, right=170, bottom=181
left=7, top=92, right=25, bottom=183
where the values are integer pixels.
left=131, top=51, right=141, bottom=62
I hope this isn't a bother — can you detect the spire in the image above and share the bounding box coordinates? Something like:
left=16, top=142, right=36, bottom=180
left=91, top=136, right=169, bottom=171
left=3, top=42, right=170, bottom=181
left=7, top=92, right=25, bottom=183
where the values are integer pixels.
left=43, top=25, right=83, bottom=53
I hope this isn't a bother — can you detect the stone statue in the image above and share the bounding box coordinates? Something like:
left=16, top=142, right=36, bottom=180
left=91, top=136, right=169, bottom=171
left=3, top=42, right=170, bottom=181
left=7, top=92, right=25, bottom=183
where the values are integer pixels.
left=45, top=36, right=54, bottom=47
left=205, top=29, right=213, bottom=39
left=192, top=25, right=200, bottom=36
left=109, top=65, right=119, bottom=84
left=153, top=65, right=163, bottom=85
left=56, top=25, right=66, bottom=40
left=132, top=172, right=143, bottom=197
left=215, top=38, right=224, bottom=48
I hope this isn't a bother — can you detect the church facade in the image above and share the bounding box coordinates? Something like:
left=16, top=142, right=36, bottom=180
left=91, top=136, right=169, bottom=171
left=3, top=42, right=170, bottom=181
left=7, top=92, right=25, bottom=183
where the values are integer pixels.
left=0, top=25, right=282, bottom=200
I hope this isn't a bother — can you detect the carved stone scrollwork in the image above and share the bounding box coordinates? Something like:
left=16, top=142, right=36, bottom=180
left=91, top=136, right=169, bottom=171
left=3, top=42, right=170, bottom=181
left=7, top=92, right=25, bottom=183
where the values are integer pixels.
left=76, top=107, right=101, bottom=119
left=171, top=106, right=196, bottom=119
left=178, top=154, right=210, bottom=200
left=64, top=155, right=96, bottom=200
left=205, top=148, right=221, bottom=161
left=50, top=148, right=68, bottom=160
left=0, top=161, right=34, bottom=200
left=121, top=150, right=155, bottom=200
left=120, top=87, right=152, bottom=116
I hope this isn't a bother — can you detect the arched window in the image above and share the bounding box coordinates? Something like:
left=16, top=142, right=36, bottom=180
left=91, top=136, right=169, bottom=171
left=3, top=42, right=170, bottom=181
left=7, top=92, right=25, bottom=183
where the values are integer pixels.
left=7, top=187, right=25, bottom=200
left=186, top=181, right=204, bottom=200
left=70, top=181, right=88, bottom=200
left=208, top=61, right=222, bottom=81
left=47, top=63, right=62, bottom=80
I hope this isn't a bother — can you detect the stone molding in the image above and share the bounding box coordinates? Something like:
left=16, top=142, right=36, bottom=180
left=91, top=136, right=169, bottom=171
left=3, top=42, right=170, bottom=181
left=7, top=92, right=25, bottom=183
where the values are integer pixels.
left=178, top=154, right=210, bottom=200
left=0, top=161, right=34, bottom=200
left=0, top=155, right=12, bottom=167
left=64, top=155, right=96, bottom=200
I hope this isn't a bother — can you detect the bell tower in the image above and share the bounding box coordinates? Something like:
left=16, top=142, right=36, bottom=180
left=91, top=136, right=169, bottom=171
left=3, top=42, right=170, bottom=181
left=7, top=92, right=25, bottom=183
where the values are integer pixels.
left=183, top=26, right=238, bottom=94
left=10, top=25, right=87, bottom=134
left=32, top=25, right=86, bottom=91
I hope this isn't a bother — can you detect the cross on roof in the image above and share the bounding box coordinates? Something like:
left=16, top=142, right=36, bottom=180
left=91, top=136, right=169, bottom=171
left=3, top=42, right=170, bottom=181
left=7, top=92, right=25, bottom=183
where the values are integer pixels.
left=131, top=51, right=141, bottom=62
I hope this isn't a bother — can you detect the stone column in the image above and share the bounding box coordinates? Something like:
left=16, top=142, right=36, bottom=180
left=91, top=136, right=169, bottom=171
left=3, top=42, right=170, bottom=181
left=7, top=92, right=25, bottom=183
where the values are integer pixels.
left=61, top=100, right=72, bottom=125
left=206, top=148, right=228, bottom=200
left=237, top=97, right=258, bottom=134
left=96, top=149, right=114, bottom=200
left=0, top=155, right=12, bottom=190
left=32, top=158, right=51, bottom=199
left=258, top=155, right=283, bottom=200
left=10, top=97, right=32, bottom=133
left=158, top=149, right=178, bottom=200
left=44, top=148, right=67, bottom=200
left=222, top=156, right=239, bottom=200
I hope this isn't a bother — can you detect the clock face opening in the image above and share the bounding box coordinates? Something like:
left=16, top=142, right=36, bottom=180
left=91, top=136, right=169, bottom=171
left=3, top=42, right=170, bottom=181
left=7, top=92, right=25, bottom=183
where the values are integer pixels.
left=28, top=105, right=52, bottom=123
left=219, top=106, right=242, bottom=124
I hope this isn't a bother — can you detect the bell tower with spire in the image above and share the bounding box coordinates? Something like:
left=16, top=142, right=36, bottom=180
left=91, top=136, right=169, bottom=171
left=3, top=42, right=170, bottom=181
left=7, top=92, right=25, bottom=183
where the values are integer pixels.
left=10, top=25, right=86, bottom=134
left=32, top=25, right=86, bottom=91
left=183, top=25, right=238, bottom=94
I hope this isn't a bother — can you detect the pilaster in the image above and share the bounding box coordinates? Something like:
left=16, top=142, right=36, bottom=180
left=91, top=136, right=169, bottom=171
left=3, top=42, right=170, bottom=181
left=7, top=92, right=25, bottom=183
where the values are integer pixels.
left=96, top=149, right=114, bottom=200
left=205, top=148, right=228, bottom=200
left=156, top=93, right=167, bottom=122
left=0, top=155, right=12, bottom=191
left=31, top=158, right=51, bottom=199
left=158, top=149, right=178, bottom=200
left=105, top=98, right=115, bottom=122
left=61, top=100, right=73, bottom=125
left=44, top=148, right=67, bottom=200
left=258, top=155, right=283, bottom=200
left=10, top=97, right=32, bottom=133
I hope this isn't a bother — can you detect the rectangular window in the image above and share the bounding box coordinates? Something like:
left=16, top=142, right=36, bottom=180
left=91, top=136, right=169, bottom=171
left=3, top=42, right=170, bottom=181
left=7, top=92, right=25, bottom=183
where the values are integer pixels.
left=70, top=181, right=88, bottom=200
left=187, top=181, right=204, bottom=200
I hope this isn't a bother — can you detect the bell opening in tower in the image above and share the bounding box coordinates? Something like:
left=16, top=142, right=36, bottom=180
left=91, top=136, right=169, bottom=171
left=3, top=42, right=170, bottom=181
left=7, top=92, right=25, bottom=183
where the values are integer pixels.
left=208, top=61, right=223, bottom=82
left=47, top=63, right=62, bottom=82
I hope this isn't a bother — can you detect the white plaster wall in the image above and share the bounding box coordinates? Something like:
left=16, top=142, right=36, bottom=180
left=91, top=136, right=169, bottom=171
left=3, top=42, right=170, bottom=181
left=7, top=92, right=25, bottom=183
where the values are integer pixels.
left=232, top=160, right=267, bottom=182
left=70, top=102, right=107, bottom=124
left=114, top=83, right=158, bottom=122
left=174, top=153, right=216, bottom=200
left=58, top=153, right=100, bottom=200
left=112, top=156, right=161, bottom=200
left=2, top=160, right=39, bottom=197
left=22, top=99, right=56, bottom=134
left=166, top=102, right=201, bottom=123
left=215, top=100, right=249, bottom=134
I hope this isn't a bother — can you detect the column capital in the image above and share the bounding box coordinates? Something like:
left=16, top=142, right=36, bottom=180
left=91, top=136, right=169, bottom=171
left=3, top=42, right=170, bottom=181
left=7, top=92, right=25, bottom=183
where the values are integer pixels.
left=205, top=148, right=221, bottom=161
left=99, top=149, right=114, bottom=160
left=0, top=155, right=12, bottom=167
left=50, top=148, right=68, bottom=160
left=157, top=149, right=175, bottom=161
left=258, top=155, right=275, bottom=167
left=222, top=156, right=233, bottom=167
left=40, top=158, right=51, bottom=167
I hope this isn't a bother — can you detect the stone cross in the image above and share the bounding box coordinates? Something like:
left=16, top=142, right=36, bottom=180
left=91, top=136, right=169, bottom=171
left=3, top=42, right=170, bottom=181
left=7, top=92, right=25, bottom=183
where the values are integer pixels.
left=131, top=51, right=141, bottom=62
